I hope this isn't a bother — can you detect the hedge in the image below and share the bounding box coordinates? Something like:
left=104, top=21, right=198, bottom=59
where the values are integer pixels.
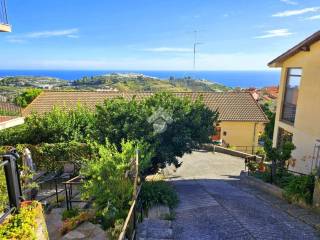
left=0, top=142, right=92, bottom=172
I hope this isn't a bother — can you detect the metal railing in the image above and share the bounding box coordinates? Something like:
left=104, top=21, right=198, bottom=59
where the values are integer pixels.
left=63, top=175, right=87, bottom=210
left=246, top=157, right=310, bottom=185
left=230, top=146, right=264, bottom=155
left=0, top=0, right=9, bottom=25
left=0, top=153, right=23, bottom=224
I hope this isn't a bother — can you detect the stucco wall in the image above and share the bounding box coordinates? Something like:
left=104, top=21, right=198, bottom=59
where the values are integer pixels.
left=273, top=40, right=320, bottom=174
left=220, top=121, right=264, bottom=150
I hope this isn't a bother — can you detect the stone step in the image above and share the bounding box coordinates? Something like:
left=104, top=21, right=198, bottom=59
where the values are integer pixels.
left=141, top=218, right=172, bottom=229
left=137, top=218, right=173, bottom=240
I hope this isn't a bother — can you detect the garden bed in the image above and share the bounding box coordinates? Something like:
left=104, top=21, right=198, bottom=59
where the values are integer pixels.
left=0, top=201, right=48, bottom=240
left=240, top=170, right=314, bottom=209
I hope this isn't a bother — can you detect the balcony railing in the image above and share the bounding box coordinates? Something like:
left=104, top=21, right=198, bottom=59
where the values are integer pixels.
left=281, top=102, right=296, bottom=124
left=0, top=0, right=11, bottom=32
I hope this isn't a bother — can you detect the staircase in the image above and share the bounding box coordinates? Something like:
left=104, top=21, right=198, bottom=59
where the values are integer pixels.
left=136, top=218, right=173, bottom=240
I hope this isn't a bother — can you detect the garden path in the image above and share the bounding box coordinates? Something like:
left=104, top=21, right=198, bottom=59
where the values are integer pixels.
left=165, top=151, right=320, bottom=240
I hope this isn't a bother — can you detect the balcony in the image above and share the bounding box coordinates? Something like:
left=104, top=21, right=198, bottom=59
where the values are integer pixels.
left=0, top=0, right=11, bottom=32
left=281, top=102, right=296, bottom=125
left=0, top=23, right=11, bottom=32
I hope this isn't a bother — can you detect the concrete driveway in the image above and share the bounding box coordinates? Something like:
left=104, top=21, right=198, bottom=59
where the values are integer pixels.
left=165, top=150, right=245, bottom=180
left=165, top=150, right=319, bottom=240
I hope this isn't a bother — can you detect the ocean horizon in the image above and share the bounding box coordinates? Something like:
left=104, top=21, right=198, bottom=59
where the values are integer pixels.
left=0, top=70, right=281, bottom=88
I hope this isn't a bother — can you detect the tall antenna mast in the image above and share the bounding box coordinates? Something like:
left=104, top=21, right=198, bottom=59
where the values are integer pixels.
left=193, top=30, right=202, bottom=71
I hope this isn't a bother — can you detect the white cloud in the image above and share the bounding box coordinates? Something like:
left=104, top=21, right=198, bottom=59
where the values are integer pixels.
left=26, top=28, right=79, bottom=38
left=6, top=28, right=79, bottom=43
left=0, top=52, right=275, bottom=71
left=143, top=47, right=193, bottom=53
left=272, top=7, right=320, bottom=17
left=255, top=29, right=294, bottom=39
left=280, top=0, right=298, bottom=5
left=305, top=14, right=320, bottom=20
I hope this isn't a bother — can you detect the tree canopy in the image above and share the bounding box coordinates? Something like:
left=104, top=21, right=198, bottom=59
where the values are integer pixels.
left=14, top=89, right=43, bottom=108
left=1, top=92, right=218, bottom=172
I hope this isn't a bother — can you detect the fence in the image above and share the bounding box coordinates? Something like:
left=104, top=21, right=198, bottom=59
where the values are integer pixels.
left=118, top=186, right=143, bottom=240
left=245, top=156, right=309, bottom=184
left=64, top=175, right=87, bottom=210
left=118, top=149, right=142, bottom=240
left=0, top=102, right=21, bottom=116
left=231, top=145, right=264, bottom=155
left=0, top=152, right=23, bottom=224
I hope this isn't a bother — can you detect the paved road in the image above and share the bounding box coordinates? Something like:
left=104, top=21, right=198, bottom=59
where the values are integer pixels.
left=165, top=150, right=319, bottom=240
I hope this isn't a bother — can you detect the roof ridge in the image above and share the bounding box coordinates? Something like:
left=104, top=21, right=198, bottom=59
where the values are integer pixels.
left=247, top=91, right=269, bottom=122
left=21, top=91, right=45, bottom=117
left=23, top=90, right=269, bottom=122
left=41, top=90, right=242, bottom=94
left=269, top=30, right=320, bottom=67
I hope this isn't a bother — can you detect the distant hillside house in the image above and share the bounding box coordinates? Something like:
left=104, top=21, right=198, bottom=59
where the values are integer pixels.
left=269, top=30, right=320, bottom=174
left=22, top=91, right=268, bottom=151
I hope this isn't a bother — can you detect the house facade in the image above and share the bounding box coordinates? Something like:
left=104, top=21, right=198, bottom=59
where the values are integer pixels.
left=22, top=91, right=268, bottom=152
left=269, top=31, right=320, bottom=174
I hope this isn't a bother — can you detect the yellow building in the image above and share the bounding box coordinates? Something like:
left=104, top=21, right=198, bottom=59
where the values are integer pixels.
left=269, top=30, right=320, bottom=174
left=22, top=91, right=267, bottom=152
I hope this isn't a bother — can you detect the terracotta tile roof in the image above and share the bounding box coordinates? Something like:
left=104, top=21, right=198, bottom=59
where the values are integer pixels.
left=22, top=91, right=268, bottom=122
left=0, top=116, right=17, bottom=123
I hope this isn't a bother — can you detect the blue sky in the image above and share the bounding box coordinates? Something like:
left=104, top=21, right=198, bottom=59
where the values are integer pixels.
left=0, top=0, right=320, bottom=70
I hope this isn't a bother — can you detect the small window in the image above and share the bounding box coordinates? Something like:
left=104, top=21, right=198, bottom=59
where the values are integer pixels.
left=281, top=68, right=302, bottom=124
left=223, top=131, right=227, bottom=136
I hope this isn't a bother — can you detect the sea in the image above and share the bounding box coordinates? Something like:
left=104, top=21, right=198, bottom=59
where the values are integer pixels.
left=0, top=70, right=281, bottom=88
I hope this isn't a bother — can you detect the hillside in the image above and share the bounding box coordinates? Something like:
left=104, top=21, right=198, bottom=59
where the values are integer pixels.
left=0, top=73, right=232, bottom=102
left=72, top=73, right=231, bottom=92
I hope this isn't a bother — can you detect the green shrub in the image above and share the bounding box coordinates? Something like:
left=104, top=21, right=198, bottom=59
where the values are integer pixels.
left=246, top=161, right=259, bottom=172
left=283, top=175, right=315, bottom=205
left=0, top=142, right=92, bottom=172
left=252, top=171, right=272, bottom=183
left=0, top=105, right=94, bottom=145
left=140, top=181, right=178, bottom=210
left=0, top=201, right=44, bottom=240
left=60, top=211, right=95, bottom=236
left=95, top=92, right=218, bottom=170
left=0, top=169, right=9, bottom=214
left=62, top=208, right=80, bottom=221
left=252, top=170, right=315, bottom=205
left=107, top=219, right=125, bottom=240
left=80, top=140, right=138, bottom=229
left=14, top=89, right=42, bottom=108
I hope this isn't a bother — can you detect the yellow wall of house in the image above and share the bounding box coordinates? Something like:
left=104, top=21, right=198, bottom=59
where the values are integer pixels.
left=273, top=40, right=320, bottom=174
left=220, top=121, right=265, bottom=152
